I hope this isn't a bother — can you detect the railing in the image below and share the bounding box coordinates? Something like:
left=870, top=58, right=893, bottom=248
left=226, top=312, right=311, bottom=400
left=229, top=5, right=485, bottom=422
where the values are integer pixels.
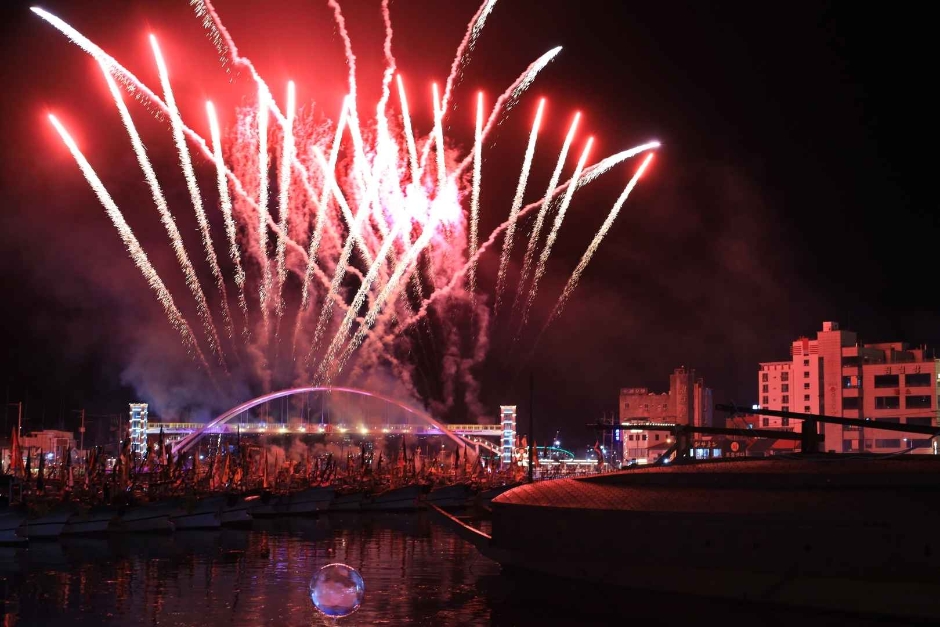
left=589, top=403, right=940, bottom=463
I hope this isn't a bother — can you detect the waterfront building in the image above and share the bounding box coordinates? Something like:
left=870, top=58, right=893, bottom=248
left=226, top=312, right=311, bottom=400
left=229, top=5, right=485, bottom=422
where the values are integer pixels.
left=757, top=321, right=940, bottom=454
left=1, top=428, right=77, bottom=472
left=618, top=366, right=713, bottom=463
left=129, top=403, right=148, bottom=457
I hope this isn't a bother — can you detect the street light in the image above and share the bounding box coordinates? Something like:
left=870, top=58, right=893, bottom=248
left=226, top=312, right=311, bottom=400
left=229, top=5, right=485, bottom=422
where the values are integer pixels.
left=7, top=402, right=22, bottom=437
left=72, top=409, right=86, bottom=452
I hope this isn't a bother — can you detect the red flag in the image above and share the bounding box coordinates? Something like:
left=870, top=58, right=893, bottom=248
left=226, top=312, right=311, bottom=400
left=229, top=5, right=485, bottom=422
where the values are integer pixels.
left=593, top=441, right=604, bottom=468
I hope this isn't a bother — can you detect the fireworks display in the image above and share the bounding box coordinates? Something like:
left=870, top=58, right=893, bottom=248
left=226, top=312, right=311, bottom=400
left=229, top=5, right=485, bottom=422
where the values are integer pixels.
left=33, top=1, right=657, bottom=419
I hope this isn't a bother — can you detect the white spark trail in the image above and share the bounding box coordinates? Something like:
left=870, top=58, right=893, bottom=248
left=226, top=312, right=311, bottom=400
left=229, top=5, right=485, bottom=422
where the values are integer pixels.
left=304, top=146, right=376, bottom=371
left=543, top=153, right=654, bottom=332
left=431, top=83, right=446, bottom=192
left=274, top=80, right=296, bottom=335
left=327, top=210, right=441, bottom=384
left=419, top=0, right=498, bottom=170
left=398, top=143, right=658, bottom=333
left=316, top=210, right=413, bottom=383
left=294, top=98, right=349, bottom=356
left=469, top=91, right=483, bottom=300
left=150, top=35, right=233, bottom=367
left=517, top=136, right=594, bottom=334
left=99, top=62, right=223, bottom=365
left=207, top=101, right=250, bottom=338
left=453, top=46, right=561, bottom=178
left=48, top=114, right=214, bottom=379
left=256, top=86, right=271, bottom=332
left=31, top=7, right=314, bottom=273
left=494, top=98, right=544, bottom=315
left=512, top=111, right=580, bottom=320
left=397, top=75, right=420, bottom=187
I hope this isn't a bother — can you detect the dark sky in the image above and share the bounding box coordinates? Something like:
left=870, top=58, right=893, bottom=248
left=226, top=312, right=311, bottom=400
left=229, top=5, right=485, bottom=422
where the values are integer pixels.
left=0, top=0, right=934, bottom=448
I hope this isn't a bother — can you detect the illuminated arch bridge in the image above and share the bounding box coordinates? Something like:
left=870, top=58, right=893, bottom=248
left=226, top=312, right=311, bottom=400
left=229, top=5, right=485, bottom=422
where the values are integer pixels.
left=155, top=387, right=508, bottom=457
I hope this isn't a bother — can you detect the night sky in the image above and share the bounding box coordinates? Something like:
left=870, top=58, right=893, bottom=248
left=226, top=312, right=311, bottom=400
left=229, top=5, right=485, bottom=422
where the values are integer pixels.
left=0, top=0, right=934, bottom=449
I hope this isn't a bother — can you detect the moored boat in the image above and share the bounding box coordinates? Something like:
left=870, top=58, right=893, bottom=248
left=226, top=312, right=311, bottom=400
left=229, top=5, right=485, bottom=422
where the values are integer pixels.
left=168, top=495, right=223, bottom=530
left=425, top=482, right=476, bottom=510
left=61, top=505, right=119, bottom=535
left=0, top=508, right=28, bottom=546
left=328, top=490, right=366, bottom=512
left=478, top=456, right=940, bottom=621
left=283, top=486, right=334, bottom=515
left=114, top=501, right=176, bottom=533
left=362, top=483, right=423, bottom=512
left=16, top=506, right=73, bottom=540
left=220, top=493, right=254, bottom=526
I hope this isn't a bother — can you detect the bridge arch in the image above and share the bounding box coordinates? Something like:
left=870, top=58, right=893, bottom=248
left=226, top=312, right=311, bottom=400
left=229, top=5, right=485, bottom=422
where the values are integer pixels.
left=173, top=386, right=476, bottom=455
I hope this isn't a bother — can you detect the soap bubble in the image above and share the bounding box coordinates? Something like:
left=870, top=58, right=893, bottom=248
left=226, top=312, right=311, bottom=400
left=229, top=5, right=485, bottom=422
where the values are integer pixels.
left=309, top=563, right=365, bottom=618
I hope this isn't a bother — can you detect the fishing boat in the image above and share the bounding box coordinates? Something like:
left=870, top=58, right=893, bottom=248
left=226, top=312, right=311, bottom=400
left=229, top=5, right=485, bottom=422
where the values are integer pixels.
left=425, top=482, right=476, bottom=510
left=220, top=493, right=254, bottom=526
left=362, top=483, right=423, bottom=512
left=328, top=489, right=367, bottom=512
left=0, top=508, right=28, bottom=546
left=114, top=500, right=176, bottom=533
left=431, top=455, right=940, bottom=621
left=60, top=505, right=119, bottom=535
left=282, top=485, right=335, bottom=515
left=248, top=486, right=335, bottom=517
left=168, top=495, right=223, bottom=530
left=15, top=505, right=73, bottom=540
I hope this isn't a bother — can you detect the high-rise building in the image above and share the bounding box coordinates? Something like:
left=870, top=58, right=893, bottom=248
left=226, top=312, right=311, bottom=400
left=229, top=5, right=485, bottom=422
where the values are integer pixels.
left=500, top=406, right=517, bottom=468
left=129, top=403, right=148, bottom=457
left=758, top=321, right=940, bottom=453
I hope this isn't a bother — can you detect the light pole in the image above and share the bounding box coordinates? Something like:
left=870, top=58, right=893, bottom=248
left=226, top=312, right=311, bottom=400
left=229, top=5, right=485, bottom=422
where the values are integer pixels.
left=72, top=409, right=86, bottom=452
left=7, top=402, right=22, bottom=438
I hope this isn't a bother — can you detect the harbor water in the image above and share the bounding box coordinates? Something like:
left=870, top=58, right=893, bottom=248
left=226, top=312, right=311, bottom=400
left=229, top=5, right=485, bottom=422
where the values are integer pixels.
left=0, top=513, right=927, bottom=626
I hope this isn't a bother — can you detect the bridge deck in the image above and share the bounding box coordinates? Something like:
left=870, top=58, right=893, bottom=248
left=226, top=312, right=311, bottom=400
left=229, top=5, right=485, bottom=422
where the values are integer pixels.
left=147, top=422, right=501, bottom=437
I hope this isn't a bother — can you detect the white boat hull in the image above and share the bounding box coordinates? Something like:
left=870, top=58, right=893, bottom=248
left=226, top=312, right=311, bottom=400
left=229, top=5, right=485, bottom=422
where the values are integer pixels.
left=0, top=511, right=28, bottom=546
left=250, top=487, right=334, bottom=517
left=171, top=510, right=221, bottom=530
left=362, top=485, right=423, bottom=512
left=221, top=496, right=253, bottom=526
left=17, top=510, right=73, bottom=539
left=170, top=497, right=223, bottom=530
left=62, top=515, right=115, bottom=536
left=117, top=504, right=176, bottom=533
left=284, top=487, right=334, bottom=515
left=329, top=492, right=365, bottom=512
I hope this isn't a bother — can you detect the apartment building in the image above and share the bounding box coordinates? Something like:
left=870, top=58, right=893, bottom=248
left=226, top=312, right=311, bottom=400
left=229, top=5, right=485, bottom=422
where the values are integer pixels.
left=758, top=321, right=940, bottom=453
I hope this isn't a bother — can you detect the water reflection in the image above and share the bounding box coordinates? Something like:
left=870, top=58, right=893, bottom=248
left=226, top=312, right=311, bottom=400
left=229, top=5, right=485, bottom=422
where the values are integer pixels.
left=0, top=513, right=499, bottom=626
left=0, top=514, right=924, bottom=626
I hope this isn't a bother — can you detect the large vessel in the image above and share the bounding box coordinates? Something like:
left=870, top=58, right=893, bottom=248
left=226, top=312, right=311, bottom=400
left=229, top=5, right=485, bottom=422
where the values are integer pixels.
left=432, top=455, right=940, bottom=621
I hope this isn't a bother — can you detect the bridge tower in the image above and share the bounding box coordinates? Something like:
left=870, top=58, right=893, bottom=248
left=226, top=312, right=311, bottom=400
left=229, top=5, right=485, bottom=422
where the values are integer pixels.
left=500, top=405, right=517, bottom=469
left=129, top=403, right=148, bottom=458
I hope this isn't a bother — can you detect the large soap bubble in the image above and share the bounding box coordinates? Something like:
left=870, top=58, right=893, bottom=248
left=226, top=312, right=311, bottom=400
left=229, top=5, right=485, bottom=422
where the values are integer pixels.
left=309, top=563, right=365, bottom=618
